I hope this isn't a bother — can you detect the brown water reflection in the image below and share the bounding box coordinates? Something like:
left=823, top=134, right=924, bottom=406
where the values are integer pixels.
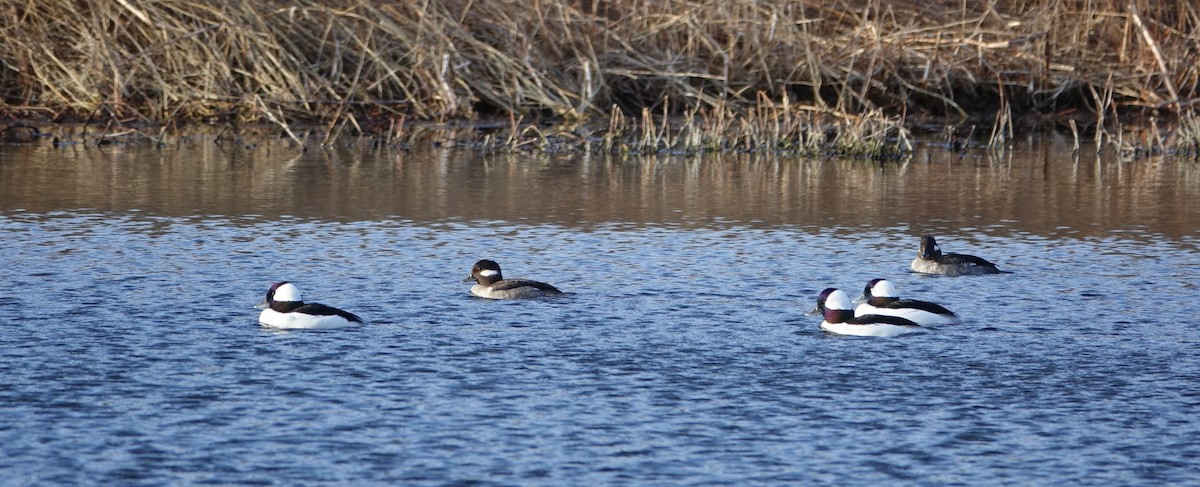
left=1, top=138, right=1197, bottom=240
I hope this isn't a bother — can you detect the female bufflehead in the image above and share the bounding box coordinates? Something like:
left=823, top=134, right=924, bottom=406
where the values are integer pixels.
left=808, top=288, right=923, bottom=337
left=910, top=235, right=1001, bottom=275
left=256, top=282, right=365, bottom=329
left=853, top=278, right=960, bottom=325
left=464, top=259, right=563, bottom=299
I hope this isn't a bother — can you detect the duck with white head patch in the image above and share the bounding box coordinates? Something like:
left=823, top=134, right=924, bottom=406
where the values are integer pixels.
left=911, top=235, right=1001, bottom=276
left=464, top=259, right=563, bottom=299
left=256, top=282, right=365, bottom=329
left=808, top=288, right=923, bottom=337
left=853, top=278, right=960, bottom=325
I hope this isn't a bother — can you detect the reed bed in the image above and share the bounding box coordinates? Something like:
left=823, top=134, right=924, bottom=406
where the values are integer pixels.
left=1, top=0, right=1197, bottom=154
left=1171, top=112, right=1200, bottom=157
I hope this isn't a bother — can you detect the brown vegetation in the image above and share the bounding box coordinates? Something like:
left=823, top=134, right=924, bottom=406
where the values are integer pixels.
left=0, top=0, right=1197, bottom=153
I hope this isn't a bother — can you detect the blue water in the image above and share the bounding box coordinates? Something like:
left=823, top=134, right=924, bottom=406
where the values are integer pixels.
left=2, top=209, right=1198, bottom=485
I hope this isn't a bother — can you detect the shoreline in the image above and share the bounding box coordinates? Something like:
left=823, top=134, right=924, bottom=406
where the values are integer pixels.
left=2, top=112, right=1197, bottom=160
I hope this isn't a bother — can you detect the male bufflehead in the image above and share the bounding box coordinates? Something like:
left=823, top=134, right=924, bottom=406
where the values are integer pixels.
left=910, top=235, right=1001, bottom=275
left=256, top=282, right=365, bottom=329
left=853, top=278, right=960, bottom=325
left=464, top=259, right=563, bottom=299
left=808, top=288, right=923, bottom=337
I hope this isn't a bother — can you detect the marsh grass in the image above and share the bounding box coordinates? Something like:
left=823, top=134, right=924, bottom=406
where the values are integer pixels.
left=1169, top=113, right=1200, bottom=158
left=1, top=0, right=1197, bottom=154
left=470, top=97, right=912, bottom=157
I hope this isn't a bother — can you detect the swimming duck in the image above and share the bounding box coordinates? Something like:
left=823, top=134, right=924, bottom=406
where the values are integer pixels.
left=464, top=259, right=563, bottom=299
left=853, top=278, right=960, bottom=325
left=256, top=282, right=365, bottom=329
left=808, top=288, right=923, bottom=337
left=910, top=235, right=1001, bottom=275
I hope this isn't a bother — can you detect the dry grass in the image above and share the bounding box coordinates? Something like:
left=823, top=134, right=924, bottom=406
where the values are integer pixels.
left=1172, top=112, right=1200, bottom=157
left=1, top=0, right=1197, bottom=153
left=468, top=96, right=912, bottom=157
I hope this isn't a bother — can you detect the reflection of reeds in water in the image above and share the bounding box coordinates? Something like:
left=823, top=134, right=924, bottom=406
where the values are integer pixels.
left=482, top=96, right=911, bottom=158
left=1177, top=113, right=1200, bottom=158
left=3, top=138, right=1196, bottom=237
left=2, top=1, right=1197, bottom=153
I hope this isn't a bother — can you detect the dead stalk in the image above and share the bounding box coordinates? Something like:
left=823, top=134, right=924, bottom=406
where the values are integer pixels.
left=0, top=1, right=1194, bottom=152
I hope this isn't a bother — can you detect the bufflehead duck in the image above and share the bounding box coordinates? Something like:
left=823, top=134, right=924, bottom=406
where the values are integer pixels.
left=910, top=235, right=1001, bottom=275
left=807, top=288, right=923, bottom=337
left=853, top=278, right=960, bottom=325
left=464, top=259, right=563, bottom=299
left=256, top=282, right=365, bottom=329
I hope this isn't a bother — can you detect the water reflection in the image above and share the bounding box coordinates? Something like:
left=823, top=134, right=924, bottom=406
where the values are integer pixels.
left=1, top=138, right=1197, bottom=240
left=2, top=136, right=1199, bottom=485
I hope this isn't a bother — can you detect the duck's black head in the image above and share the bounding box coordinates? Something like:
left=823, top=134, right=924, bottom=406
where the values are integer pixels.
left=919, top=236, right=942, bottom=259
left=465, top=259, right=504, bottom=285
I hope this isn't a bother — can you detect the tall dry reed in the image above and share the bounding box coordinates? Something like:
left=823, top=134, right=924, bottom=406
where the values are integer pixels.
left=0, top=0, right=1196, bottom=149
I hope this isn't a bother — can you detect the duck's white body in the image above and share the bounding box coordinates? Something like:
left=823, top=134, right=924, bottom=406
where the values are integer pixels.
left=819, top=320, right=924, bottom=337
left=853, top=279, right=960, bottom=325
left=256, top=282, right=364, bottom=329
left=853, top=303, right=960, bottom=326
left=258, top=308, right=360, bottom=329
left=810, top=288, right=923, bottom=337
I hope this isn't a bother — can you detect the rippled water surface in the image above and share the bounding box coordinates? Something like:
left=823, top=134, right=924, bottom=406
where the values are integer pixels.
left=1, top=139, right=1198, bottom=485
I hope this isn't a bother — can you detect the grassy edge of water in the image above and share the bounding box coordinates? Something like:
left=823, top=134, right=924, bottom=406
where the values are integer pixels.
left=4, top=105, right=1200, bottom=160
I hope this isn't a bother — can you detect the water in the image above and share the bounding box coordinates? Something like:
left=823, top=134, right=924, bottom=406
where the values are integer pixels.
left=1, top=138, right=1199, bottom=485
